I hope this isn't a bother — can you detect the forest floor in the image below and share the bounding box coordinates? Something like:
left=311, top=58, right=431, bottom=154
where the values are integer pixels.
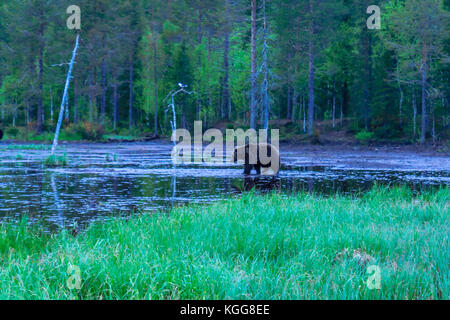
left=0, top=186, right=448, bottom=299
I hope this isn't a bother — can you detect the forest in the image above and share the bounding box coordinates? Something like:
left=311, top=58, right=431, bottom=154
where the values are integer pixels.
left=0, top=0, right=448, bottom=144
left=0, top=1, right=449, bottom=302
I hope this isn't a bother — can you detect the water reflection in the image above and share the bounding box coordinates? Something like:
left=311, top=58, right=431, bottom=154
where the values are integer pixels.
left=239, top=176, right=281, bottom=193
left=0, top=142, right=448, bottom=231
left=50, top=174, right=64, bottom=228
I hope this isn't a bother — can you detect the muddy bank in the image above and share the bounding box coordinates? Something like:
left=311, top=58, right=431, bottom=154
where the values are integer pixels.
left=282, top=141, right=449, bottom=156
left=279, top=142, right=450, bottom=171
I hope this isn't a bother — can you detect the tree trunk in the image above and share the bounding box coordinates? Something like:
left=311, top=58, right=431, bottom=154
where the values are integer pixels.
left=287, top=83, right=292, bottom=120
left=432, top=104, right=435, bottom=143
left=332, top=95, right=336, bottom=129
left=52, top=34, right=79, bottom=155
left=13, top=105, right=17, bottom=127
left=221, top=31, right=231, bottom=120
left=250, top=0, right=257, bottom=129
left=262, top=0, right=269, bottom=130
left=88, top=71, right=94, bottom=122
left=113, top=82, right=118, bottom=131
left=26, top=99, right=30, bottom=125
left=196, top=9, right=203, bottom=121
left=420, top=48, right=427, bottom=144
left=307, top=0, right=315, bottom=136
left=303, top=95, right=306, bottom=132
left=292, top=88, right=297, bottom=123
left=37, top=9, right=44, bottom=133
left=151, top=9, right=159, bottom=136
left=362, top=27, right=372, bottom=130
left=73, top=78, right=78, bottom=124
left=100, top=59, right=107, bottom=124
left=397, top=59, right=403, bottom=124
left=50, top=87, right=54, bottom=123
left=129, top=59, right=134, bottom=130
left=412, top=89, right=417, bottom=138
left=65, top=93, right=69, bottom=121
left=167, top=0, right=172, bottom=20
left=153, top=45, right=158, bottom=136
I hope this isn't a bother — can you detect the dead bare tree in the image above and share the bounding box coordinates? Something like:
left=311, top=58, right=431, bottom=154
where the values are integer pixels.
left=51, top=34, right=80, bottom=155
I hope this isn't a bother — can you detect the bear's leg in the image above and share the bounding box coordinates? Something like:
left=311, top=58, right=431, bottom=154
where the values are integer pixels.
left=255, top=164, right=261, bottom=175
left=244, top=164, right=252, bottom=175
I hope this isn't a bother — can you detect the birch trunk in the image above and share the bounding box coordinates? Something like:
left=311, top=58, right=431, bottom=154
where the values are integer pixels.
left=51, top=34, right=80, bottom=155
left=73, top=78, right=78, bottom=124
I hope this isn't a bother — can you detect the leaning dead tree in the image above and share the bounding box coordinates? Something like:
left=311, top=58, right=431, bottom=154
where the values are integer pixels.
left=51, top=34, right=80, bottom=155
left=164, top=84, right=193, bottom=149
left=164, top=84, right=193, bottom=205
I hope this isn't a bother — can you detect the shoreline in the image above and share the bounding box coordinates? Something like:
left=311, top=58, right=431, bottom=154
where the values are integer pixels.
left=1, top=137, right=448, bottom=156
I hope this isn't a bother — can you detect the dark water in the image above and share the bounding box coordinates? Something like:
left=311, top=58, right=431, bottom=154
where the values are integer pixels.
left=0, top=142, right=448, bottom=231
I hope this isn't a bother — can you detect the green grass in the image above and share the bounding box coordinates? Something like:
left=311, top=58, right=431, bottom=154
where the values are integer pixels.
left=0, top=186, right=448, bottom=300
left=356, top=130, right=375, bottom=144
left=0, top=144, right=51, bottom=151
left=44, top=153, right=68, bottom=167
left=103, top=134, right=139, bottom=141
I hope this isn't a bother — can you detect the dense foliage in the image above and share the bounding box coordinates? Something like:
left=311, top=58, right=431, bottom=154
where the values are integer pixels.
left=0, top=0, right=448, bottom=143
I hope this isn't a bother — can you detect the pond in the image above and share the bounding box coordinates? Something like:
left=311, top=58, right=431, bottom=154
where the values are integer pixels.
left=0, top=142, right=448, bottom=231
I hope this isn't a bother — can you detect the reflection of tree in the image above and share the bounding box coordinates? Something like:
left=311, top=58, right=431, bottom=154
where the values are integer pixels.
left=171, top=174, right=176, bottom=207
left=50, top=173, right=64, bottom=228
left=307, top=166, right=314, bottom=194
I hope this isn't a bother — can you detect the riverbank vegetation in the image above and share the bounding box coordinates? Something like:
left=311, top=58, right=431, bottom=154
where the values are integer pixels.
left=1, top=186, right=448, bottom=300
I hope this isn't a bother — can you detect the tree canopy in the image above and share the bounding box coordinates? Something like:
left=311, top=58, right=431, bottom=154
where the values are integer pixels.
left=0, top=0, right=448, bottom=143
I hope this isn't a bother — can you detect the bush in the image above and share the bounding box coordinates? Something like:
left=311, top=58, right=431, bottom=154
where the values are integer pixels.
left=356, top=130, right=374, bottom=143
left=374, top=124, right=404, bottom=140
left=27, top=121, right=37, bottom=132
left=70, top=121, right=105, bottom=141
left=5, top=127, right=19, bottom=137
left=44, top=154, right=68, bottom=167
left=347, top=120, right=360, bottom=134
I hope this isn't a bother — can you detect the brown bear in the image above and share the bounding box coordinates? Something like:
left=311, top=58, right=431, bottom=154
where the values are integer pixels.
left=232, top=143, right=280, bottom=175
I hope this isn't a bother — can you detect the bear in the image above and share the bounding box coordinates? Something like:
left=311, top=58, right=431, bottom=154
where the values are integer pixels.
left=232, top=143, right=280, bottom=175
left=0, top=129, right=3, bottom=141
